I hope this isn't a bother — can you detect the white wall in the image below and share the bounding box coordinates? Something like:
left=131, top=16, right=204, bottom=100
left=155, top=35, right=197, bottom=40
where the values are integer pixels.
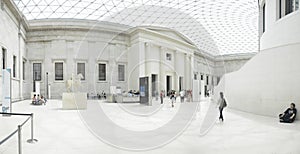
left=214, top=9, right=300, bottom=119
left=261, top=9, right=300, bottom=50
left=0, top=1, right=27, bottom=102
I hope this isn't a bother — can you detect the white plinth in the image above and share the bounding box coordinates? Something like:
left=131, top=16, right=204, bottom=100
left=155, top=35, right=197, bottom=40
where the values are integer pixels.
left=62, top=93, right=87, bottom=110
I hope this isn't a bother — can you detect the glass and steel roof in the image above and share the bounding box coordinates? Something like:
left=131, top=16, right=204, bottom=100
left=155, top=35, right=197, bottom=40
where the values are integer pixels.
left=13, top=0, right=259, bottom=55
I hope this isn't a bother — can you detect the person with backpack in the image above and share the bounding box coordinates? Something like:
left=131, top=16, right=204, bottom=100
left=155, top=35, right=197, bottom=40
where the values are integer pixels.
left=218, top=92, right=227, bottom=122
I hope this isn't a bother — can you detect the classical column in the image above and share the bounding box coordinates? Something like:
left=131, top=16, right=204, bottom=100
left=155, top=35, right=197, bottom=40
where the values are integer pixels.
left=108, top=43, right=116, bottom=86
left=139, top=42, right=146, bottom=77
left=174, top=50, right=181, bottom=91
left=159, top=46, right=166, bottom=92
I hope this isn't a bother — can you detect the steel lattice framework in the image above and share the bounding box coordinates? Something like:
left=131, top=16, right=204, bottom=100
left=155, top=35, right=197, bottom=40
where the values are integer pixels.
left=13, top=0, right=259, bottom=55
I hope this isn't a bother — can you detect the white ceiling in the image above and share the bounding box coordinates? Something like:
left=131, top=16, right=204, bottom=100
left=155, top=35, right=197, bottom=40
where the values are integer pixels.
left=13, top=0, right=259, bottom=55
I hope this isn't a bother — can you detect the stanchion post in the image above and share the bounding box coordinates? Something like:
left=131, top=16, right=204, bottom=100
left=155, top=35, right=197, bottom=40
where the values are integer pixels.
left=18, top=125, right=22, bottom=154
left=27, top=113, right=38, bottom=143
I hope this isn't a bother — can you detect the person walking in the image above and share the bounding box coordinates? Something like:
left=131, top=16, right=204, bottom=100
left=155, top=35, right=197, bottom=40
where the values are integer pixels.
left=170, top=91, right=175, bottom=108
left=217, top=92, right=227, bottom=122
left=160, top=91, right=164, bottom=104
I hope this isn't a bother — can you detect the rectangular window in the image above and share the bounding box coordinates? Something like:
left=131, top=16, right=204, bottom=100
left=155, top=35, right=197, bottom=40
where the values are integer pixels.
left=33, top=63, right=42, bottom=81
left=279, top=0, right=282, bottom=18
left=13, top=55, right=16, bottom=78
left=286, top=0, right=294, bottom=15
left=98, top=63, right=106, bottom=81
left=118, top=64, right=125, bottom=81
left=262, top=3, right=266, bottom=33
left=23, top=60, right=25, bottom=80
left=200, top=74, right=203, bottom=80
left=296, top=0, right=299, bottom=10
left=55, top=62, right=63, bottom=81
left=2, top=48, right=6, bottom=69
left=206, top=75, right=209, bottom=85
left=166, top=53, right=172, bottom=61
left=194, top=73, right=197, bottom=80
left=77, top=62, right=85, bottom=80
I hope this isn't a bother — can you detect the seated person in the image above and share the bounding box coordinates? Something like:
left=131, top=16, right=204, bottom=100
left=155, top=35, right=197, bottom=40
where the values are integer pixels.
left=279, top=103, right=297, bottom=123
left=32, top=94, right=38, bottom=105
left=133, top=90, right=140, bottom=96
left=39, top=95, right=47, bottom=105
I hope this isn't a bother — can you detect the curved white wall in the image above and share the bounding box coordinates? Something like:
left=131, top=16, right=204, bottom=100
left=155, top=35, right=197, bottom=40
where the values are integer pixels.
left=215, top=7, right=300, bottom=119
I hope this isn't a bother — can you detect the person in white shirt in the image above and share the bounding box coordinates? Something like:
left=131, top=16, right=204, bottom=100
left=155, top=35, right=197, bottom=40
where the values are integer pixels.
left=180, top=90, right=185, bottom=103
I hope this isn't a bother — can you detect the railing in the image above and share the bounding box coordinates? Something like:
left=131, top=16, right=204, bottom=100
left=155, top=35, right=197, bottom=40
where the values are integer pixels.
left=0, top=112, right=38, bottom=154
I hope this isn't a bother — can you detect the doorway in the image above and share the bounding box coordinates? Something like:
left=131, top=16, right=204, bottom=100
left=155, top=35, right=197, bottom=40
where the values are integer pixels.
left=151, top=74, right=158, bottom=96
left=179, top=76, right=183, bottom=91
left=166, top=75, right=172, bottom=96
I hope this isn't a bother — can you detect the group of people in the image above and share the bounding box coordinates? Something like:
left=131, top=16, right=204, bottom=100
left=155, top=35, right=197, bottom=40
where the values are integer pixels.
left=127, top=90, right=140, bottom=97
left=216, top=92, right=297, bottom=123
left=97, top=90, right=106, bottom=99
left=32, top=94, right=47, bottom=105
left=157, top=90, right=192, bottom=108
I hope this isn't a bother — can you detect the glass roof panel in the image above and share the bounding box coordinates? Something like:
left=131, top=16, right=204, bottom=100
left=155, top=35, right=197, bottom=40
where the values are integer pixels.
left=13, top=0, right=259, bottom=55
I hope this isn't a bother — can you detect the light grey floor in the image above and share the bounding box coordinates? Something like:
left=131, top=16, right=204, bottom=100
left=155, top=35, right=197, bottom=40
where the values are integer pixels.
left=1, top=98, right=300, bottom=154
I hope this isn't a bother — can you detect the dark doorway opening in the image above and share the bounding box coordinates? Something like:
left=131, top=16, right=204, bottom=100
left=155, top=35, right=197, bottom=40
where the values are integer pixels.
left=151, top=74, right=158, bottom=96
left=179, top=76, right=183, bottom=91
left=166, top=75, right=172, bottom=96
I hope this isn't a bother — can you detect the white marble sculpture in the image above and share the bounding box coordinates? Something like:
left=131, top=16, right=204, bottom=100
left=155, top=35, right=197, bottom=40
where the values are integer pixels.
left=65, top=73, right=84, bottom=92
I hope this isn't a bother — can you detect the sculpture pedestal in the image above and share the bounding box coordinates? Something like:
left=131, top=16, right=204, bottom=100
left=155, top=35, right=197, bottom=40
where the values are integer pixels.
left=62, top=93, right=87, bottom=110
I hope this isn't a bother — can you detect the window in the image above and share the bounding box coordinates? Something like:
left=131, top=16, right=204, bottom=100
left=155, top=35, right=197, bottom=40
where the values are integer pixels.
left=33, top=63, right=42, bottom=81
left=279, top=0, right=282, bottom=18
left=118, top=64, right=125, bottom=81
left=279, top=0, right=299, bottom=18
left=23, top=60, right=25, bottom=80
left=55, top=62, right=63, bottom=81
left=194, top=73, right=197, bottom=80
left=2, top=48, right=6, bottom=69
left=77, top=62, right=85, bottom=80
left=98, top=63, right=106, bottom=81
left=13, top=55, right=16, bottom=78
left=200, top=74, right=203, bottom=80
left=286, top=0, right=294, bottom=15
left=166, top=53, right=172, bottom=61
left=262, top=3, right=266, bottom=33
left=206, top=75, right=209, bottom=85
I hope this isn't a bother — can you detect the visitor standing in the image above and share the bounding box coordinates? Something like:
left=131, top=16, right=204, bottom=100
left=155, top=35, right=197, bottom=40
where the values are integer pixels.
left=180, top=90, right=185, bottom=103
left=160, top=91, right=164, bottom=104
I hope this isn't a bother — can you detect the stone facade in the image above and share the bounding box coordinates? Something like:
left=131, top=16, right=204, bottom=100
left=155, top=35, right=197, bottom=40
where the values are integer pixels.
left=0, top=0, right=255, bottom=101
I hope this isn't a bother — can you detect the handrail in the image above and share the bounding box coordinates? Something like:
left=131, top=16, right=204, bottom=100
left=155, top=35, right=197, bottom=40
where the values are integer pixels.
left=20, top=117, right=31, bottom=127
left=0, top=112, right=38, bottom=154
left=0, top=129, right=18, bottom=145
left=0, top=112, right=32, bottom=116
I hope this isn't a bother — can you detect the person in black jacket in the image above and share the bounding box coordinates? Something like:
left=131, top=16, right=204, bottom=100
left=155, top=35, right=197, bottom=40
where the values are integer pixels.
left=217, top=92, right=227, bottom=122
left=279, top=103, right=297, bottom=123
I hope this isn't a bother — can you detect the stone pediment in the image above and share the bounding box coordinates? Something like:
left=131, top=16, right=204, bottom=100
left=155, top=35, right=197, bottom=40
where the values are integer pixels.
left=146, top=27, right=195, bottom=46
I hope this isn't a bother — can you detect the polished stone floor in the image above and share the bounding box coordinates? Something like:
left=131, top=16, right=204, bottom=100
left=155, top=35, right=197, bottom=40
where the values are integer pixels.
left=0, top=98, right=300, bottom=154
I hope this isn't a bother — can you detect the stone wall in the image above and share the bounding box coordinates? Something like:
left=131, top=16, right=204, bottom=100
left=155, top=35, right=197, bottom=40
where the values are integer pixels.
left=0, top=0, right=27, bottom=103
